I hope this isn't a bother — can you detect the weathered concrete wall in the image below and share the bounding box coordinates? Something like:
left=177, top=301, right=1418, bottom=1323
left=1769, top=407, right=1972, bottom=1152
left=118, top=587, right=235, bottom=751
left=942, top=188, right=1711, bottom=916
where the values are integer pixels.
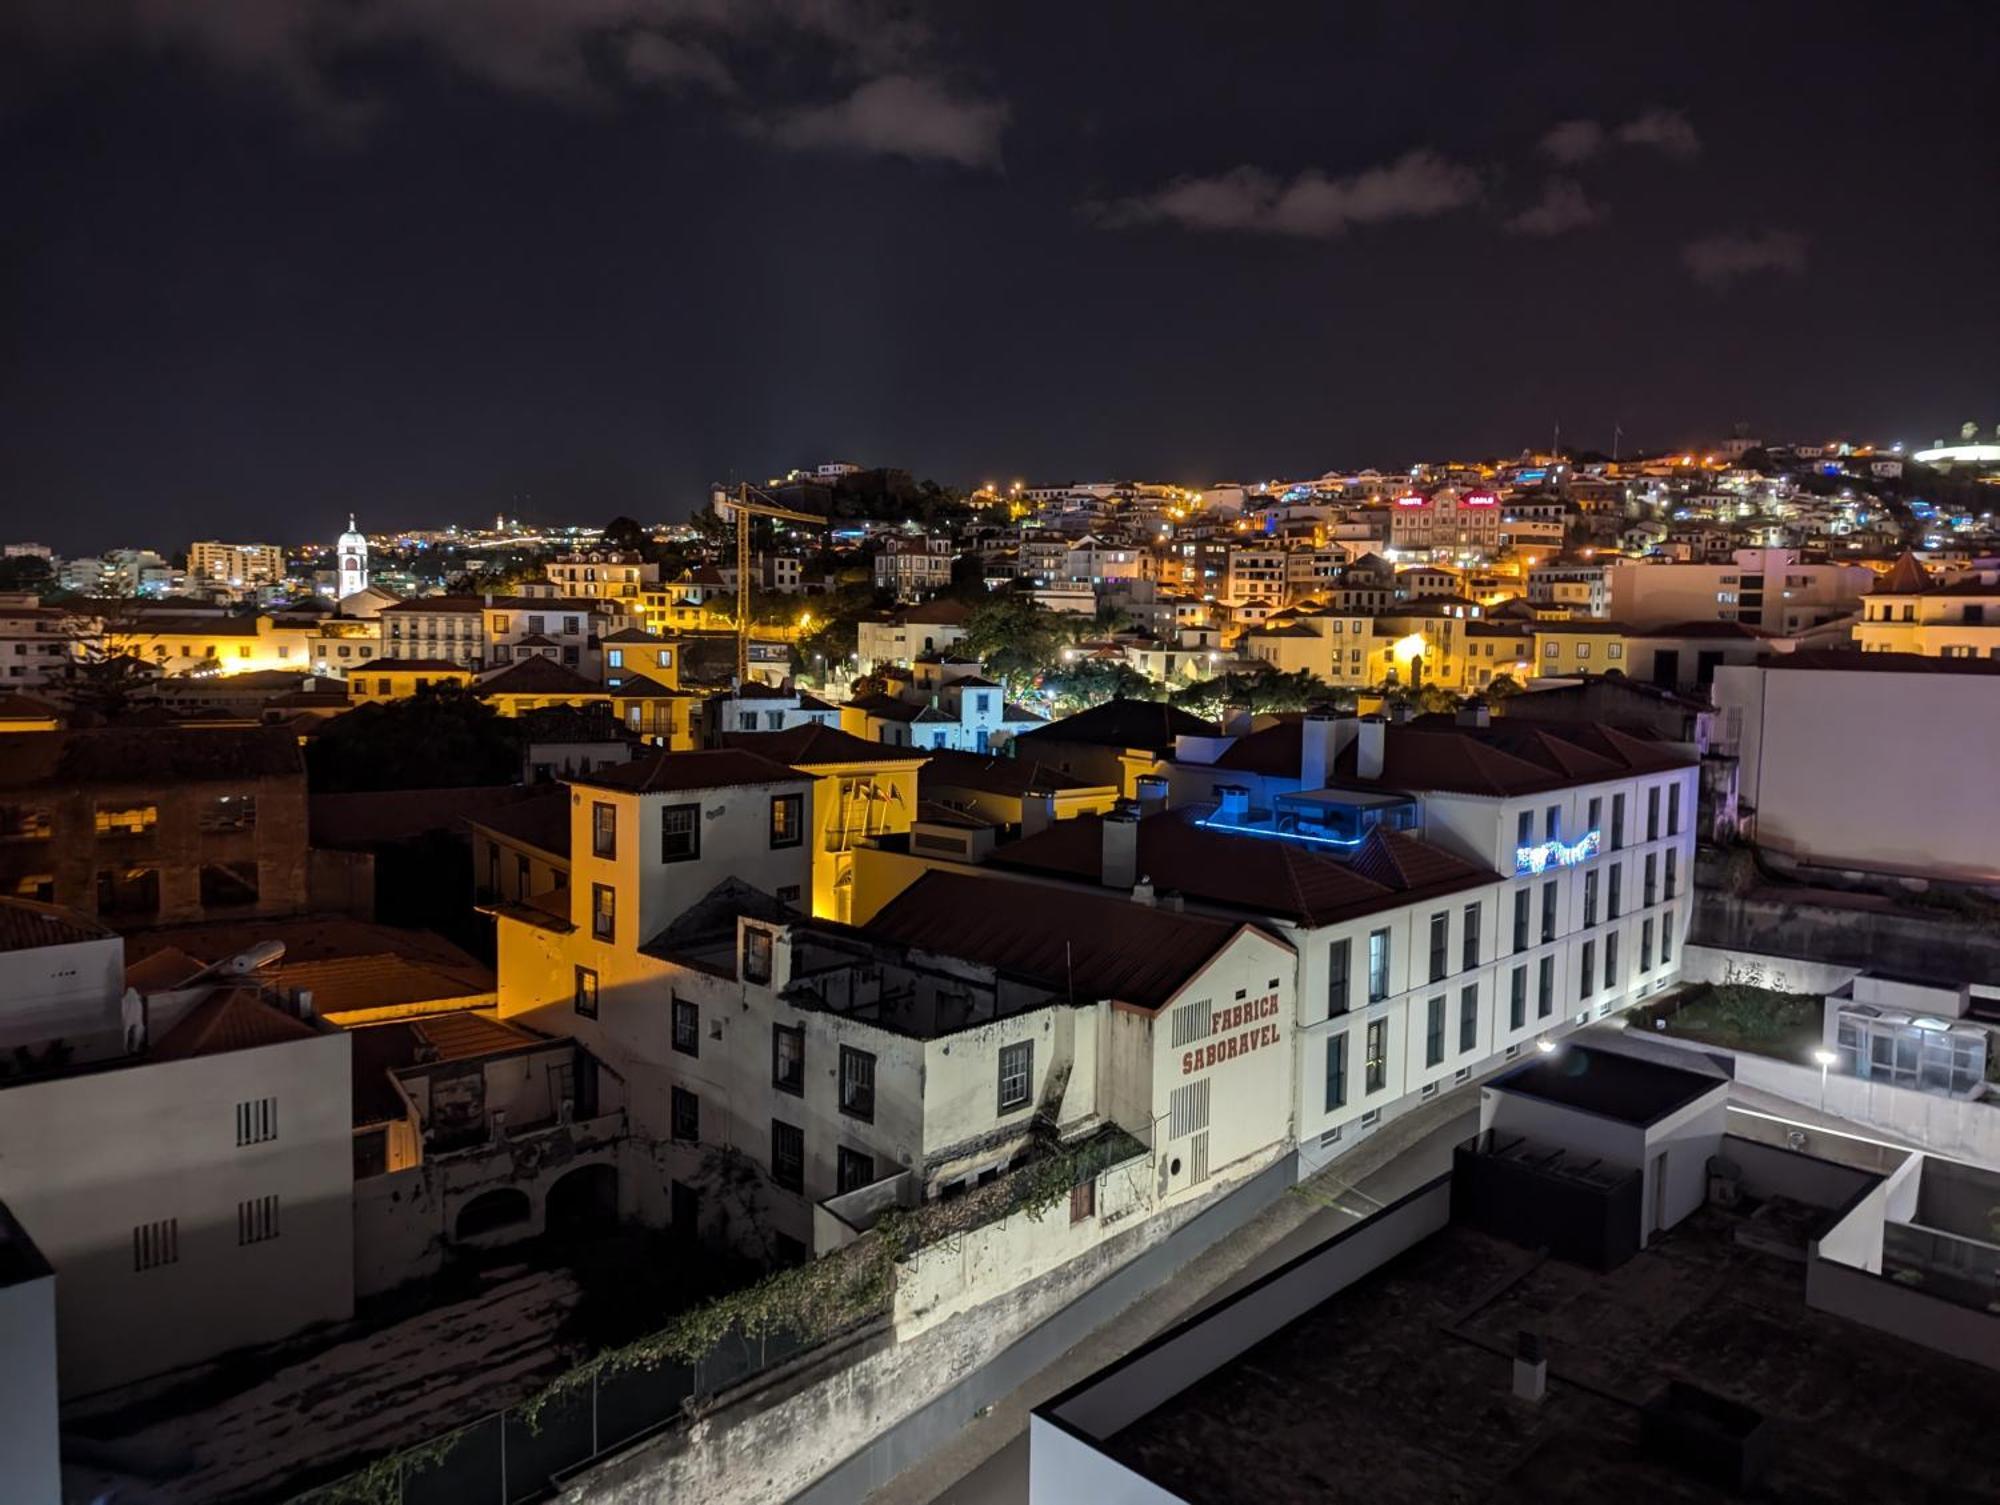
left=1679, top=941, right=1861, bottom=998
left=1693, top=890, right=2000, bottom=986
left=556, top=1152, right=1294, bottom=1505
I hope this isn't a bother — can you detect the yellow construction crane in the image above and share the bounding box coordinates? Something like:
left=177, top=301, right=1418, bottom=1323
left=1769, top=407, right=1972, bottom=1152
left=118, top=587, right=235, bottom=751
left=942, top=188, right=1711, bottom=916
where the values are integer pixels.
left=727, top=482, right=828, bottom=684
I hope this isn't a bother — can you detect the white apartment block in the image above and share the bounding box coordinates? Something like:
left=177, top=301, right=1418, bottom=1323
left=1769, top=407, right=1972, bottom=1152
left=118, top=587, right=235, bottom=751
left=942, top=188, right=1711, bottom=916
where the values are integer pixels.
left=1608, top=548, right=1871, bottom=633
left=0, top=595, right=76, bottom=688
left=189, top=541, right=286, bottom=594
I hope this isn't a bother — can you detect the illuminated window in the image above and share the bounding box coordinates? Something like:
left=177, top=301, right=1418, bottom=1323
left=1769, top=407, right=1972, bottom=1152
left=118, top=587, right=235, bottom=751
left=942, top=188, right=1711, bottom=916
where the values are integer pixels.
left=591, top=882, right=615, bottom=941
left=769, top=793, right=803, bottom=849
left=574, top=965, right=599, bottom=1019
left=94, top=804, right=157, bottom=837
left=592, top=802, right=616, bottom=858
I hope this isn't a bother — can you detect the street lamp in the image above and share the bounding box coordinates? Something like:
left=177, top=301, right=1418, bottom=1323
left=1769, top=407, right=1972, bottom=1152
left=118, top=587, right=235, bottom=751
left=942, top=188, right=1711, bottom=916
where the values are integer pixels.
left=1812, top=1048, right=1838, bottom=1112
left=1536, top=1037, right=1557, bottom=1055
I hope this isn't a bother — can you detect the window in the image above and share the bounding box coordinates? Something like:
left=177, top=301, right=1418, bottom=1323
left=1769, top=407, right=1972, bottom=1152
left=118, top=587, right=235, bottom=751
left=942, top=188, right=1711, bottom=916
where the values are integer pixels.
left=238, top=1194, right=281, bottom=1246
left=738, top=711, right=758, bottom=731
left=772, top=1023, right=804, bottom=1095
left=1327, top=939, right=1351, bottom=1016
left=1545, top=805, right=1561, bottom=842
left=1364, top=1019, right=1388, bottom=1094
left=1540, top=880, right=1557, bottom=944
left=771, top=1120, right=804, bottom=1193
left=591, top=883, right=615, bottom=942
left=1611, top=793, right=1626, bottom=849
left=1664, top=848, right=1678, bottom=899
left=998, top=1040, right=1034, bottom=1113
left=235, top=1097, right=277, bottom=1146
left=1425, top=996, right=1445, bottom=1067
left=769, top=793, right=803, bottom=849
left=1646, top=786, right=1661, bottom=842
left=743, top=926, right=773, bottom=985
left=1428, top=913, right=1449, bottom=983
left=0, top=804, right=51, bottom=841
left=1515, top=809, right=1533, bottom=847
left=1325, top=1033, right=1348, bottom=1110
left=95, top=803, right=157, bottom=837
left=1607, top=863, right=1622, bottom=919
left=660, top=802, right=701, bottom=862
left=1641, top=918, right=1655, bottom=972
left=1579, top=940, right=1595, bottom=998
left=134, top=1218, right=178, bottom=1271
left=837, top=1146, right=874, bottom=1196
left=200, top=862, right=260, bottom=909
left=840, top=1046, right=876, bottom=1121
left=1459, top=985, right=1478, bottom=1053
left=671, top=1086, right=699, bottom=1142
left=1662, top=909, right=1675, bottom=966
left=1583, top=870, right=1598, bottom=927
left=1367, top=928, right=1391, bottom=1002
left=671, top=996, right=698, bottom=1055
left=1587, top=796, right=1601, bottom=833
left=1667, top=781, right=1682, bottom=837
left=200, top=794, right=257, bottom=833
left=1512, top=890, right=1529, bottom=953
left=1644, top=854, right=1658, bottom=908
left=1462, top=903, right=1480, bottom=971
left=1509, top=966, right=1527, bottom=1030
left=592, top=801, right=616, bottom=858
left=97, top=865, right=159, bottom=920
left=1537, top=955, right=1554, bottom=1017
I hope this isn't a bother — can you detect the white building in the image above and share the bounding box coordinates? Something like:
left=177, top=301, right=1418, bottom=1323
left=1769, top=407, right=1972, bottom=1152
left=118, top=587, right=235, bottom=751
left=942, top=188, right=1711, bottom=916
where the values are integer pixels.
left=874, top=538, right=956, bottom=601
left=1607, top=548, right=1870, bottom=633
left=848, top=657, right=1044, bottom=753
left=0, top=595, right=76, bottom=688
left=1854, top=553, right=2000, bottom=660
left=855, top=600, right=974, bottom=673
left=190, top=540, right=287, bottom=596
left=336, top=515, right=369, bottom=600
left=0, top=900, right=355, bottom=1397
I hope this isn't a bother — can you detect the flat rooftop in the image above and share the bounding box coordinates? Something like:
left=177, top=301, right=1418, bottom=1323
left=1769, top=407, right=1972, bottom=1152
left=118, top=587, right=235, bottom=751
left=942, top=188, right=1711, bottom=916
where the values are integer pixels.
left=1104, top=1209, right=2000, bottom=1504
left=1490, top=1043, right=1724, bottom=1127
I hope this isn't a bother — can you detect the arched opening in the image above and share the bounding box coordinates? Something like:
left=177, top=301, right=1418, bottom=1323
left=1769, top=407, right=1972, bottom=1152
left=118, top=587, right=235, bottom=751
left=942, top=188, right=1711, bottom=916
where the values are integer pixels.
left=455, top=1187, right=532, bottom=1241
left=545, top=1162, right=619, bottom=1234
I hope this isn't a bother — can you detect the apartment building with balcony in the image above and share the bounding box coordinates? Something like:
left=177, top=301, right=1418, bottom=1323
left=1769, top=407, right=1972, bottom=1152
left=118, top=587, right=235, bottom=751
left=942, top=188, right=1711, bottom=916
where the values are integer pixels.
left=1854, top=553, right=2000, bottom=660
left=1607, top=547, right=1871, bottom=633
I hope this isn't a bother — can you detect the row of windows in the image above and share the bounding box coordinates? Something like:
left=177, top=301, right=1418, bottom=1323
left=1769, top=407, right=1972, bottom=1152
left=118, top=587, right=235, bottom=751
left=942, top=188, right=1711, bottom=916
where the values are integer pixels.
left=1513, top=784, right=1683, bottom=852
left=132, top=1196, right=283, bottom=1271
left=589, top=797, right=803, bottom=865
left=1323, top=909, right=1676, bottom=1112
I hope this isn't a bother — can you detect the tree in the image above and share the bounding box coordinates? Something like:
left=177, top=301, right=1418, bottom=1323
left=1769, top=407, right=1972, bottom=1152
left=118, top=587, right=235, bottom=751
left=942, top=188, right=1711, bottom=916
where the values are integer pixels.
left=0, top=554, right=53, bottom=594
left=1038, top=662, right=1159, bottom=715
left=1170, top=666, right=1339, bottom=719
left=305, top=688, right=521, bottom=793
left=1484, top=673, right=1523, bottom=700
left=600, top=516, right=648, bottom=555
left=960, top=596, right=1072, bottom=695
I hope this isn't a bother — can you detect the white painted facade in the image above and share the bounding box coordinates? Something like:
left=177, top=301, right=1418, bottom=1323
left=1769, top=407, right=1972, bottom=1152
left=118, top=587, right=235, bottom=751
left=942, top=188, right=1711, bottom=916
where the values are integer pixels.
left=1607, top=548, right=1870, bottom=632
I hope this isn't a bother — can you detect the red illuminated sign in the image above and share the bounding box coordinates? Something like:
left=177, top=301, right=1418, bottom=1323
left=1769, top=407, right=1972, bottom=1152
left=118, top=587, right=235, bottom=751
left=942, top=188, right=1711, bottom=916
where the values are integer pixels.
left=1461, top=491, right=1498, bottom=505
left=1394, top=493, right=1429, bottom=507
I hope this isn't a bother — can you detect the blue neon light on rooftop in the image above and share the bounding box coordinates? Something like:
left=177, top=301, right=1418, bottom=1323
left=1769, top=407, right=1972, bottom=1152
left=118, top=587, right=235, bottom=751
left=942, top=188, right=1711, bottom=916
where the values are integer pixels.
left=1196, top=816, right=1367, bottom=849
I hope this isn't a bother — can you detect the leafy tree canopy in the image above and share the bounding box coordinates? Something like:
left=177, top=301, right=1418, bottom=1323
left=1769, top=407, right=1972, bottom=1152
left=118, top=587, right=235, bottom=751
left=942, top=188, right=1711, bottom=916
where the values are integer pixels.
left=306, top=687, right=521, bottom=793
left=1170, top=666, right=1342, bottom=718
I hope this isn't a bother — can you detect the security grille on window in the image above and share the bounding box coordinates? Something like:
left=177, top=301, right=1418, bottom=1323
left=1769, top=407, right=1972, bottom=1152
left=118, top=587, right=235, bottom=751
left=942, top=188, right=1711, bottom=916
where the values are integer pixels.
left=574, top=965, right=599, bottom=1018
left=238, top=1194, right=280, bottom=1245
left=769, top=793, right=803, bottom=849
left=591, top=801, right=616, bottom=858
left=997, top=1040, right=1033, bottom=1113
left=773, top=1024, right=804, bottom=1094
left=772, top=1120, right=804, bottom=1193
left=661, top=802, right=701, bottom=862
left=235, top=1097, right=277, bottom=1147
left=671, top=997, right=698, bottom=1056
left=134, top=1218, right=178, bottom=1271
left=839, top=1046, right=876, bottom=1121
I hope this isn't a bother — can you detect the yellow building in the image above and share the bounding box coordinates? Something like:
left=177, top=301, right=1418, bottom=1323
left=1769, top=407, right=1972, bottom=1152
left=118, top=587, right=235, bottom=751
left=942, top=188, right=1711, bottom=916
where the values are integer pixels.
left=470, top=656, right=613, bottom=719
left=1854, top=553, right=2000, bottom=660
left=602, top=629, right=681, bottom=690
left=1530, top=622, right=1630, bottom=680
left=608, top=676, right=700, bottom=749
left=349, top=658, right=476, bottom=702
left=719, top=722, right=927, bottom=923
left=1462, top=622, right=1535, bottom=689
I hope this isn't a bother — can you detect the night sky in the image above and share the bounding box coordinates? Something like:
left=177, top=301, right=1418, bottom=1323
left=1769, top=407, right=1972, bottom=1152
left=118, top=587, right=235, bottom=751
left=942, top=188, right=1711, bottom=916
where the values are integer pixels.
left=2, top=1, right=1995, bottom=551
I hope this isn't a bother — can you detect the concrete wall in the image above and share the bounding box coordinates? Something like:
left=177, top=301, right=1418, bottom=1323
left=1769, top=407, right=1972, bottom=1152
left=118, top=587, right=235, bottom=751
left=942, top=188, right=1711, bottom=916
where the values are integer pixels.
left=0, top=933, right=127, bottom=1062
left=0, top=1030, right=355, bottom=1396
left=1678, top=941, right=1861, bottom=998
left=0, top=1265, right=59, bottom=1504
left=1693, top=891, right=2000, bottom=988
left=1716, top=663, right=2000, bottom=885
left=1806, top=1249, right=2000, bottom=1372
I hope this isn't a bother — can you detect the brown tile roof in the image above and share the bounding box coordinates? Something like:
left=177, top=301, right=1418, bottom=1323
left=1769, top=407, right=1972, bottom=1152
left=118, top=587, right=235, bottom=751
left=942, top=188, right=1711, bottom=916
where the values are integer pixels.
left=1622, top=620, right=1776, bottom=640
left=121, top=917, right=492, bottom=990
left=274, top=954, right=494, bottom=1015
left=1872, top=552, right=1931, bottom=594
left=571, top=747, right=810, bottom=793
left=473, top=656, right=604, bottom=697
left=991, top=809, right=1494, bottom=926
left=1327, top=720, right=1692, bottom=797
left=1755, top=649, right=2000, bottom=676
left=1015, top=697, right=1216, bottom=752
left=151, top=987, right=320, bottom=1061
left=346, top=1010, right=548, bottom=1125
left=125, top=945, right=205, bottom=990
left=864, top=868, right=1275, bottom=1012
left=0, top=897, right=114, bottom=954
left=722, top=722, right=930, bottom=767
left=366, top=658, right=474, bottom=672
left=464, top=787, right=571, bottom=856
left=0, top=726, right=302, bottom=788
left=918, top=748, right=1109, bottom=797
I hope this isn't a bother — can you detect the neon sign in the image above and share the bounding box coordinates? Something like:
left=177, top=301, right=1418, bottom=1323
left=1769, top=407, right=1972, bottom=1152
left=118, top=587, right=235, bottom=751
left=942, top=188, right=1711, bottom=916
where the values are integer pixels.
left=1395, top=493, right=1430, bottom=507
left=1462, top=491, right=1498, bottom=506
left=1514, top=830, right=1600, bottom=875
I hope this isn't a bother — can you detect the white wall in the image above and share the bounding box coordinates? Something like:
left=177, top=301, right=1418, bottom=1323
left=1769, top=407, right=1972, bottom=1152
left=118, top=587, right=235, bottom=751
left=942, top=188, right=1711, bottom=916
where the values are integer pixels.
left=1717, top=663, right=2000, bottom=883
left=0, top=1265, right=59, bottom=1503
left=0, top=1031, right=355, bottom=1396
left=0, top=934, right=127, bottom=1062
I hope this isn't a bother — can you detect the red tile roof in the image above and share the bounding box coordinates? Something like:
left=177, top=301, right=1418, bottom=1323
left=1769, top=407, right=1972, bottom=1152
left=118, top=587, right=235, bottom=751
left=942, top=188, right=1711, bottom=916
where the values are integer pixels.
left=151, top=987, right=320, bottom=1060
left=1015, top=697, right=1216, bottom=752
left=919, top=748, right=1110, bottom=797
left=0, top=898, right=114, bottom=954
left=472, top=656, right=603, bottom=697
left=1328, top=720, right=1692, bottom=798
left=722, top=722, right=930, bottom=767
left=864, top=869, right=1277, bottom=1012
left=571, top=747, right=810, bottom=793
left=991, top=809, right=1495, bottom=926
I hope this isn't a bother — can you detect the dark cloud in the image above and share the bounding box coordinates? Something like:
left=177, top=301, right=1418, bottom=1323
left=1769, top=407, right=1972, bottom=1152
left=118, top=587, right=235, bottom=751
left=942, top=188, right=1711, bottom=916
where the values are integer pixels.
left=1506, top=178, right=1606, bottom=236
left=1618, top=107, right=1700, bottom=159
left=1683, top=228, right=1808, bottom=288
left=765, top=74, right=1010, bottom=169
left=1539, top=120, right=1606, bottom=165
left=1092, top=151, right=1481, bottom=238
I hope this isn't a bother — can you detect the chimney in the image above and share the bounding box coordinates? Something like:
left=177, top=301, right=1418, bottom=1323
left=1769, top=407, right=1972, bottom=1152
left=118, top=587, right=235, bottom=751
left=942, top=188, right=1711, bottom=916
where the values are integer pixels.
left=295, top=988, right=315, bottom=1020
left=1021, top=790, right=1057, bottom=838
left=1384, top=699, right=1414, bottom=725
left=1135, top=773, right=1169, bottom=817
left=1357, top=717, right=1387, bottom=781
left=1214, top=784, right=1251, bottom=824
left=484, top=590, right=494, bottom=608
left=1131, top=876, right=1155, bottom=906
left=1101, top=804, right=1140, bottom=890
left=1299, top=710, right=1358, bottom=792
left=1512, top=1331, right=1547, bottom=1404
left=1221, top=702, right=1253, bottom=737
left=1456, top=698, right=1491, bottom=728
